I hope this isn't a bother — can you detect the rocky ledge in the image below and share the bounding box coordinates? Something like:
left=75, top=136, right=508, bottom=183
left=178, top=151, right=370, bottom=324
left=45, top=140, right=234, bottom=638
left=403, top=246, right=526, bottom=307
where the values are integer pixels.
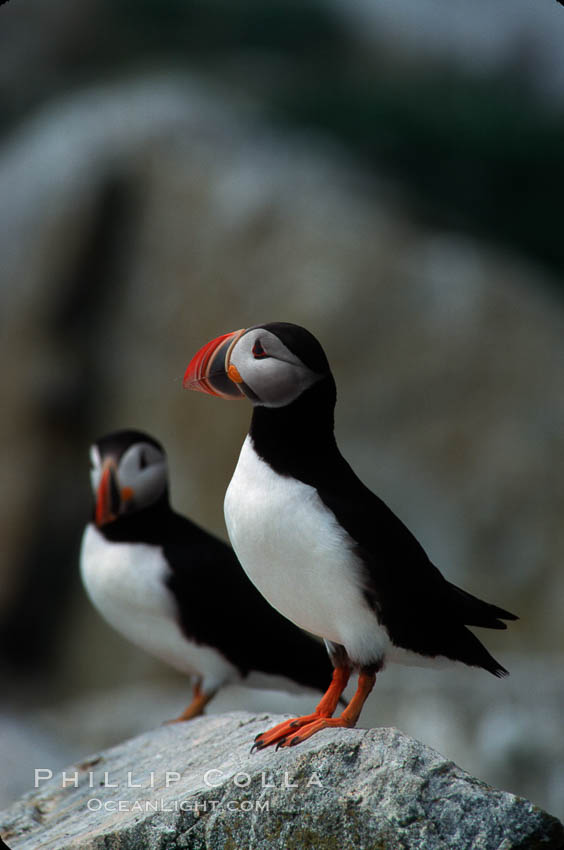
left=1, top=712, right=562, bottom=850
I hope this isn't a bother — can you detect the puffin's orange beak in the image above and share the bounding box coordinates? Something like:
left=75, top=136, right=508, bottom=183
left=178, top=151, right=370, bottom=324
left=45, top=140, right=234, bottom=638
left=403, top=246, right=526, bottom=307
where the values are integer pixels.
left=183, top=329, right=246, bottom=399
left=95, top=459, right=121, bottom=526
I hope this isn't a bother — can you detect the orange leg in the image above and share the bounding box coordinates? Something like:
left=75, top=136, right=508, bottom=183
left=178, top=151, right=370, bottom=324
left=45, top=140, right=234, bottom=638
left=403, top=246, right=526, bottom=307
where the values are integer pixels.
left=252, top=666, right=351, bottom=751
left=253, top=669, right=376, bottom=750
left=167, top=681, right=216, bottom=723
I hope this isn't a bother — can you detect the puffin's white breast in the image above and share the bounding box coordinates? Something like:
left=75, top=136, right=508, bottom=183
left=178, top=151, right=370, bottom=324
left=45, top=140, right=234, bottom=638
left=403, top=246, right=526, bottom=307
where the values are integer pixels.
left=224, top=436, right=389, bottom=667
left=79, top=524, right=238, bottom=689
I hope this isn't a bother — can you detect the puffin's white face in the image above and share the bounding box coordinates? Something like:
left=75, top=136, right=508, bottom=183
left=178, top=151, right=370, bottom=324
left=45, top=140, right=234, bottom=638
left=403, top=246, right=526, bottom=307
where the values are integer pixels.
left=90, top=440, right=167, bottom=526
left=229, top=328, right=322, bottom=408
left=183, top=324, right=328, bottom=408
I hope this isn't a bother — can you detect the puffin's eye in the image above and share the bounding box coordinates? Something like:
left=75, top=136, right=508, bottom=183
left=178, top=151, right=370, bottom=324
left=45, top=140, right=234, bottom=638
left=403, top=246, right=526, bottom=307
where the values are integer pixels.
left=139, top=451, right=148, bottom=470
left=252, top=339, right=269, bottom=359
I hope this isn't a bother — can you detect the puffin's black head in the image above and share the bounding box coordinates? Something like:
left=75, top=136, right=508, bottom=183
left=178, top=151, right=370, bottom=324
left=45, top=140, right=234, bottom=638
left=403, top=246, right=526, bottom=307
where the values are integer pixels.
left=89, top=429, right=168, bottom=526
left=183, top=322, right=331, bottom=408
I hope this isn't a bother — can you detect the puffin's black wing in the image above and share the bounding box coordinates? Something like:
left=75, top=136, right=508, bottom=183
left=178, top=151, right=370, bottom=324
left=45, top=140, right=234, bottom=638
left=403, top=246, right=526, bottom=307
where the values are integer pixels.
left=312, top=450, right=517, bottom=676
left=162, top=511, right=333, bottom=692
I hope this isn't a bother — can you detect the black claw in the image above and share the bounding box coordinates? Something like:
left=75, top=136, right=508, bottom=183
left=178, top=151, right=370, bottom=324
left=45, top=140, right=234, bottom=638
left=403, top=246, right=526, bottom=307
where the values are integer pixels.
left=275, top=738, right=287, bottom=751
left=289, top=736, right=301, bottom=747
left=289, top=721, right=299, bottom=728
left=254, top=732, right=263, bottom=742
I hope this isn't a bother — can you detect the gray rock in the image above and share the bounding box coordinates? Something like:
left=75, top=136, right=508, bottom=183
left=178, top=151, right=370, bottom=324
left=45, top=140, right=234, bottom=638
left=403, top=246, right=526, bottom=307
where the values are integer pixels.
left=1, top=713, right=562, bottom=850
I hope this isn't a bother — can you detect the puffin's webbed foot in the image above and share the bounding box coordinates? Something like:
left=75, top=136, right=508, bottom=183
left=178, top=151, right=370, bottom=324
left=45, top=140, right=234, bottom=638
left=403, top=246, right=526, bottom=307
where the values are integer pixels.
left=251, top=712, right=322, bottom=751
left=252, top=669, right=376, bottom=749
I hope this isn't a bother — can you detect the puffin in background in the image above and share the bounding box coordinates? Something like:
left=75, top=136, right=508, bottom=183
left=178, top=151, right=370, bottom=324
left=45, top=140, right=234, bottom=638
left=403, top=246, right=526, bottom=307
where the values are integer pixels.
left=183, top=322, right=517, bottom=749
left=80, top=429, right=335, bottom=722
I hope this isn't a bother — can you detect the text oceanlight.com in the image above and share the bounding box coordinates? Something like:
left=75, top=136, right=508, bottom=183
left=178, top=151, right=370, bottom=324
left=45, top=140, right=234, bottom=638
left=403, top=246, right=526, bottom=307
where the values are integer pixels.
left=86, top=798, right=270, bottom=813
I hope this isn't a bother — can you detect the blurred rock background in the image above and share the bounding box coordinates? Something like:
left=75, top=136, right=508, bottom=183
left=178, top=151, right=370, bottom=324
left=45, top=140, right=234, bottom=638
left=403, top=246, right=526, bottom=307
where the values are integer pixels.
left=1, top=0, right=563, bottom=822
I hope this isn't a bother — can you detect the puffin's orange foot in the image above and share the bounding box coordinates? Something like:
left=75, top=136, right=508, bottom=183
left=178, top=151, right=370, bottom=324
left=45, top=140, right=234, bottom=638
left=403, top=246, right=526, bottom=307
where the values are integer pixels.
left=165, top=684, right=216, bottom=724
left=275, top=714, right=355, bottom=748
left=252, top=665, right=353, bottom=751
left=252, top=669, right=377, bottom=750
left=165, top=701, right=205, bottom=724
left=251, top=712, right=322, bottom=751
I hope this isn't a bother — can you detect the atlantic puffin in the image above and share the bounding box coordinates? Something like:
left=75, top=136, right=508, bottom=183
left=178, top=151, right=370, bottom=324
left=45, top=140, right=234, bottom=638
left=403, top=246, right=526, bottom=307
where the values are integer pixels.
left=183, top=322, right=517, bottom=748
left=80, top=429, right=335, bottom=722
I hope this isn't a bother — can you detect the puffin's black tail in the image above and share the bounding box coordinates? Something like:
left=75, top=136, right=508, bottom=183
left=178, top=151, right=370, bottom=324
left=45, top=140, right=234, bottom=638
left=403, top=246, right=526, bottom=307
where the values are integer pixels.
left=437, top=579, right=518, bottom=678
left=446, top=581, right=518, bottom=630
left=448, top=624, right=512, bottom=678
